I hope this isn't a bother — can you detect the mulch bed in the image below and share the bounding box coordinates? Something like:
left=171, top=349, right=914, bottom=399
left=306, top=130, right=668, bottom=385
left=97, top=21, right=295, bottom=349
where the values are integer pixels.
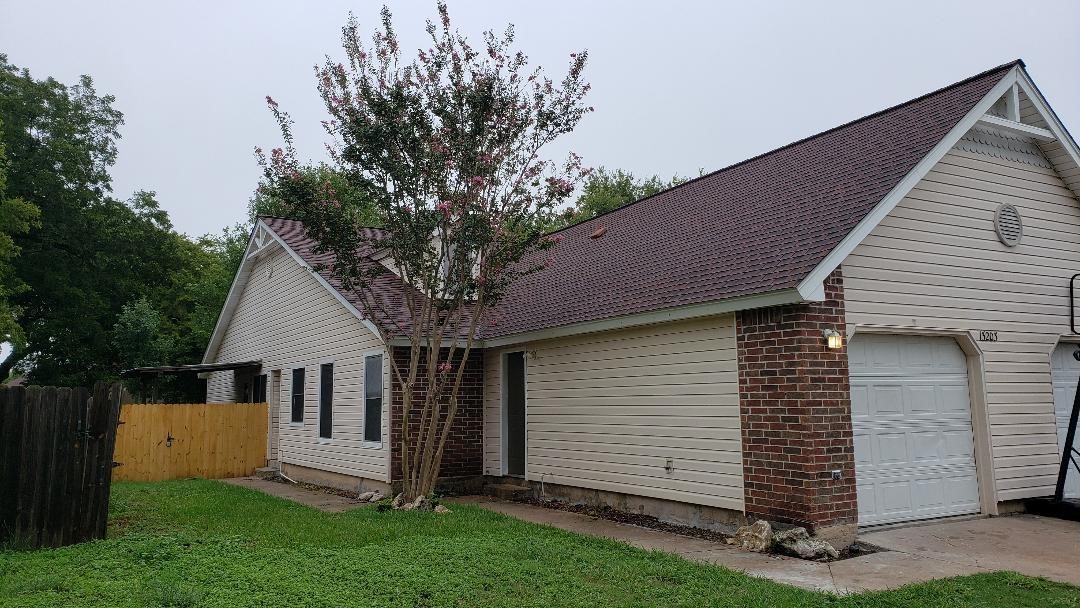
left=514, top=496, right=883, bottom=562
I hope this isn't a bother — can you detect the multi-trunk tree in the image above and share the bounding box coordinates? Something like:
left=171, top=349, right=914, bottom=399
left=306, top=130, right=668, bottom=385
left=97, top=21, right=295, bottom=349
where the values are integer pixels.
left=259, top=2, right=592, bottom=500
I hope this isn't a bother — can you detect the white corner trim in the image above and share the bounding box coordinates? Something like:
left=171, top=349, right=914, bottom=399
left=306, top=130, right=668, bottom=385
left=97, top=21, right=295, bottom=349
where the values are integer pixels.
left=481, top=288, right=806, bottom=348
left=976, top=114, right=1055, bottom=141
left=258, top=222, right=386, bottom=343
left=797, top=281, right=826, bottom=302
left=796, top=67, right=1021, bottom=295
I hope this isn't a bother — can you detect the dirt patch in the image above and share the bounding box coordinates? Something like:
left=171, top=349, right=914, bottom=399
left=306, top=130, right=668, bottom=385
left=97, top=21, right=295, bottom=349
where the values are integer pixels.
left=267, top=474, right=367, bottom=501
left=514, top=496, right=883, bottom=562
left=518, top=496, right=731, bottom=543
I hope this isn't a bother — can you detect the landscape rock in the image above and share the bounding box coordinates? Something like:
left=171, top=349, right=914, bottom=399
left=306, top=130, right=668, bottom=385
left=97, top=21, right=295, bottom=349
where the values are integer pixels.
left=391, top=493, right=406, bottom=509
left=367, top=491, right=385, bottom=503
left=772, top=526, right=839, bottom=560
left=400, top=495, right=432, bottom=512
left=732, top=520, right=773, bottom=552
left=434, top=504, right=451, bottom=514
left=357, top=491, right=377, bottom=502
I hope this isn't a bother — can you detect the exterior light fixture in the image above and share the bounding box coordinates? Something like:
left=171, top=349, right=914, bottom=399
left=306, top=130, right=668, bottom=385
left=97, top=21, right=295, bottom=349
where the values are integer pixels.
left=823, top=329, right=843, bottom=349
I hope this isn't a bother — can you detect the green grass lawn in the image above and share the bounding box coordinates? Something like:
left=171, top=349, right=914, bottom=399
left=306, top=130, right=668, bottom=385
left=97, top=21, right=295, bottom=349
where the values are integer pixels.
left=0, top=480, right=1077, bottom=608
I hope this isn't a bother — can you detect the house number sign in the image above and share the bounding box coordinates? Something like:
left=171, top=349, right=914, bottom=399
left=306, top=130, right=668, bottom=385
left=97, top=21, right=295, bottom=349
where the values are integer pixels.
left=978, top=330, right=998, bottom=342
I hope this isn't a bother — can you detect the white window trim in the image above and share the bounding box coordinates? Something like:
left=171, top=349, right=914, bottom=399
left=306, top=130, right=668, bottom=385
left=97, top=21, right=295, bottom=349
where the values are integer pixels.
left=362, top=349, right=386, bottom=448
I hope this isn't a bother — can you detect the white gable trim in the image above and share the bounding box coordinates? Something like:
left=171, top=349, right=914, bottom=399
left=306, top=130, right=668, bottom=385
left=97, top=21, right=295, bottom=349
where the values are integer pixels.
left=202, top=224, right=261, bottom=364
left=796, top=67, right=1022, bottom=297
left=202, top=220, right=384, bottom=364
left=1015, top=68, right=1080, bottom=180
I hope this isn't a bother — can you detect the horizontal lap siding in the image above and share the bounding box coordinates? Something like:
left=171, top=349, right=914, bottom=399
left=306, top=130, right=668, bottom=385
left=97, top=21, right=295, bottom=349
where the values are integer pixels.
left=206, top=245, right=389, bottom=482
left=520, top=315, right=743, bottom=510
left=844, top=146, right=1080, bottom=501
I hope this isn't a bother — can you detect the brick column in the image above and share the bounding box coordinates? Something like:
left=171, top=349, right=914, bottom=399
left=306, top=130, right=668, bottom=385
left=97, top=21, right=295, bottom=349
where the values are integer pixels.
left=735, top=269, right=857, bottom=546
left=390, top=346, right=484, bottom=482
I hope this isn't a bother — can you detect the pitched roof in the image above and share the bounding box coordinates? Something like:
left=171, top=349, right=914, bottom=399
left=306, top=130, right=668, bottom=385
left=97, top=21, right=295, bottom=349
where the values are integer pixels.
left=259, top=62, right=1018, bottom=342
left=483, top=61, right=1018, bottom=339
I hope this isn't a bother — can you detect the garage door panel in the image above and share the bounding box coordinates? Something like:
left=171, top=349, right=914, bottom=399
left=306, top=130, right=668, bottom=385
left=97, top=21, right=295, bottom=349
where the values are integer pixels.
left=850, top=334, right=980, bottom=526
left=1050, top=342, right=1080, bottom=498
left=857, top=466, right=980, bottom=525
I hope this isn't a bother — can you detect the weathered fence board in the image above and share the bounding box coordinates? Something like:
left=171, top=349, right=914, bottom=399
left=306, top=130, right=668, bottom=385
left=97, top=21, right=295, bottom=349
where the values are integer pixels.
left=0, top=383, right=122, bottom=549
left=112, top=403, right=267, bottom=481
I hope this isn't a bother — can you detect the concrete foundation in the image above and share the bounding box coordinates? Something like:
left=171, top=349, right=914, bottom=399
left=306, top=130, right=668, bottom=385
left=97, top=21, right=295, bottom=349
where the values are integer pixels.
left=497, top=477, right=749, bottom=534
left=280, top=462, right=391, bottom=495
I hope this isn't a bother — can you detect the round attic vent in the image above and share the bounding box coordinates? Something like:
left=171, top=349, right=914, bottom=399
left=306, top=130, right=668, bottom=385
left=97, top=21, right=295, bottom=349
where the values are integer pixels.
left=994, top=204, right=1023, bottom=247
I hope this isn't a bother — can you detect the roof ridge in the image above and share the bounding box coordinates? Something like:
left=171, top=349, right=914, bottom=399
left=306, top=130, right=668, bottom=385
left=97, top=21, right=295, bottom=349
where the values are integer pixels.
left=542, top=59, right=1023, bottom=236
left=260, top=215, right=386, bottom=233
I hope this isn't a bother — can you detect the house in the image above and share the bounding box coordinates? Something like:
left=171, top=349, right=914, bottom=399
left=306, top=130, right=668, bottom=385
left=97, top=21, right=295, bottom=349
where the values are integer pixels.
left=203, top=60, right=1080, bottom=546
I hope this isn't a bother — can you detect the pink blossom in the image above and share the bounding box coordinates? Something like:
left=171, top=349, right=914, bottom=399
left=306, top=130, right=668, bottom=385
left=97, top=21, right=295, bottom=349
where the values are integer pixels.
left=436, top=361, right=452, bottom=374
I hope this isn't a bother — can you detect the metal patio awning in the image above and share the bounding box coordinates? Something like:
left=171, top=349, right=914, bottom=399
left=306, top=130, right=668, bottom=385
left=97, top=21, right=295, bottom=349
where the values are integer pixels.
left=120, top=360, right=262, bottom=377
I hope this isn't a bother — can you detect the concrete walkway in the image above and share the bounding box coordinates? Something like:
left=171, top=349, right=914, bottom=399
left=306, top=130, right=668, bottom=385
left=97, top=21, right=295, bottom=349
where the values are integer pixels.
left=223, top=476, right=365, bottom=513
left=455, top=496, right=1080, bottom=593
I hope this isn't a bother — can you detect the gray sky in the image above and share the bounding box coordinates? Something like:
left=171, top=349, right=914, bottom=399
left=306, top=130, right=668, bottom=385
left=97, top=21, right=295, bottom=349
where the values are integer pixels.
left=2, top=1, right=1078, bottom=237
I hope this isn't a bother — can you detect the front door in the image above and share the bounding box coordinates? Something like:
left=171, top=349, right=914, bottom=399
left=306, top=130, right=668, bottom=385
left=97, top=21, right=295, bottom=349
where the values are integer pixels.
left=505, top=351, right=526, bottom=477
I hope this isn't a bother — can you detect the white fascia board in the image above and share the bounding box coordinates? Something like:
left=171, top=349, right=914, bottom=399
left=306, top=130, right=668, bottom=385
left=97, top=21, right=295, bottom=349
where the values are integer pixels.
left=201, top=224, right=261, bottom=363
left=796, top=67, right=1020, bottom=295
left=1015, top=68, right=1080, bottom=185
left=257, top=221, right=387, bottom=344
left=480, top=287, right=805, bottom=348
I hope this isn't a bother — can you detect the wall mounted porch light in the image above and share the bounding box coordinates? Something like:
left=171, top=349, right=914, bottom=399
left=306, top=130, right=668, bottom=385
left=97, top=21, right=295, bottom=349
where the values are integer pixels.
left=823, top=329, right=843, bottom=350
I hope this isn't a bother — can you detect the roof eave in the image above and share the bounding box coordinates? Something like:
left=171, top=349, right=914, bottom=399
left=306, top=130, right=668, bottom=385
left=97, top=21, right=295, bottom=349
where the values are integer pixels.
left=478, top=287, right=807, bottom=349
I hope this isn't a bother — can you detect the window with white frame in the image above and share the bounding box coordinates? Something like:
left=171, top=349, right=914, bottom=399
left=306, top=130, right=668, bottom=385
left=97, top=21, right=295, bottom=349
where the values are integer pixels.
left=319, top=362, right=334, bottom=439
left=364, top=354, right=383, bottom=442
left=291, top=367, right=305, bottom=423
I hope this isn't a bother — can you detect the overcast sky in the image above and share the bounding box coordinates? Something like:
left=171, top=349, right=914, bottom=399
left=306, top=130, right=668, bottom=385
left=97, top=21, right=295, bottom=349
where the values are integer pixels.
left=2, top=1, right=1078, bottom=237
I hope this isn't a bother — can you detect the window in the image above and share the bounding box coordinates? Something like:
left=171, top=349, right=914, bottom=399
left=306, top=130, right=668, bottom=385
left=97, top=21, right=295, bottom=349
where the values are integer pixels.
left=319, top=363, right=334, bottom=439
left=253, top=373, right=268, bottom=403
left=291, top=368, right=305, bottom=423
left=364, top=354, right=383, bottom=442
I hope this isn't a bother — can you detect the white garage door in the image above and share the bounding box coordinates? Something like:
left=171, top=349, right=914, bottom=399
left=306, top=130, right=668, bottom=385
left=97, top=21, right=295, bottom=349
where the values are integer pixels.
left=849, top=334, right=980, bottom=526
left=1051, top=342, right=1080, bottom=499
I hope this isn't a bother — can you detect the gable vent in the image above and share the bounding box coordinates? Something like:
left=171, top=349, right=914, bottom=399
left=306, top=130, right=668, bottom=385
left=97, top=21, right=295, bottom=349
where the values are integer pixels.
left=994, top=204, right=1023, bottom=247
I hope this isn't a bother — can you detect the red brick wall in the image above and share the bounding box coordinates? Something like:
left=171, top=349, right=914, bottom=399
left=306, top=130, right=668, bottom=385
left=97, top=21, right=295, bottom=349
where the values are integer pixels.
left=390, top=346, right=484, bottom=481
left=735, top=268, right=857, bottom=531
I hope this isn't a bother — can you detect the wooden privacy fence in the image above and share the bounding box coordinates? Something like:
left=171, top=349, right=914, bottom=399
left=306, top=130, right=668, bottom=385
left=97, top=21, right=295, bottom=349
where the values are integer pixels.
left=112, top=403, right=268, bottom=481
left=0, top=383, right=122, bottom=549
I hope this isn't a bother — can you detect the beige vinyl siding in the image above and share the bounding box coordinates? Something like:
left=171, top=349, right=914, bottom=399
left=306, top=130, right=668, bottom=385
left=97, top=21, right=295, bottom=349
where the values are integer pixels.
left=206, top=244, right=390, bottom=482
left=483, top=347, right=510, bottom=476
left=843, top=141, right=1080, bottom=501
left=485, top=315, right=744, bottom=511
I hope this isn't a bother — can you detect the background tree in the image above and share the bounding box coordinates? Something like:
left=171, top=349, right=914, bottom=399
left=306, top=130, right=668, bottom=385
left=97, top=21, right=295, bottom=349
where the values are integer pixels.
left=539, top=167, right=691, bottom=231
left=259, top=3, right=592, bottom=501
left=249, top=163, right=381, bottom=227
left=0, top=119, right=40, bottom=361
left=0, top=56, right=245, bottom=395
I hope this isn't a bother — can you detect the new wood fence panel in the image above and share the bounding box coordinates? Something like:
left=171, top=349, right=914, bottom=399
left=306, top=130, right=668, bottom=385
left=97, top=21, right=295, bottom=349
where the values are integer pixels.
left=112, top=403, right=268, bottom=482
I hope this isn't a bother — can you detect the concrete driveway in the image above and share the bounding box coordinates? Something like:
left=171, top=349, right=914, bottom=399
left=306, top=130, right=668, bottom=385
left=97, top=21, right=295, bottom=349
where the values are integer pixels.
left=458, top=497, right=1080, bottom=593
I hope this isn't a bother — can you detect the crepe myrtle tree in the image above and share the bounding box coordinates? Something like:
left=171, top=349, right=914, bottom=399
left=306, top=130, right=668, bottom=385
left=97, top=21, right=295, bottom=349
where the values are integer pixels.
left=258, top=3, right=592, bottom=502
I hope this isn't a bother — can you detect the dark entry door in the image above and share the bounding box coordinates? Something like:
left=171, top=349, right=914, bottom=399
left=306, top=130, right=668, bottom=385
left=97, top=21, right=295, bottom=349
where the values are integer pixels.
left=505, top=351, right=526, bottom=477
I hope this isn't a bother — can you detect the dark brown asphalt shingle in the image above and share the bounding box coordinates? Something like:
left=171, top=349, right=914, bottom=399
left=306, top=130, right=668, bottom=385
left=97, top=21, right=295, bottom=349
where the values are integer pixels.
left=263, top=62, right=1018, bottom=341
